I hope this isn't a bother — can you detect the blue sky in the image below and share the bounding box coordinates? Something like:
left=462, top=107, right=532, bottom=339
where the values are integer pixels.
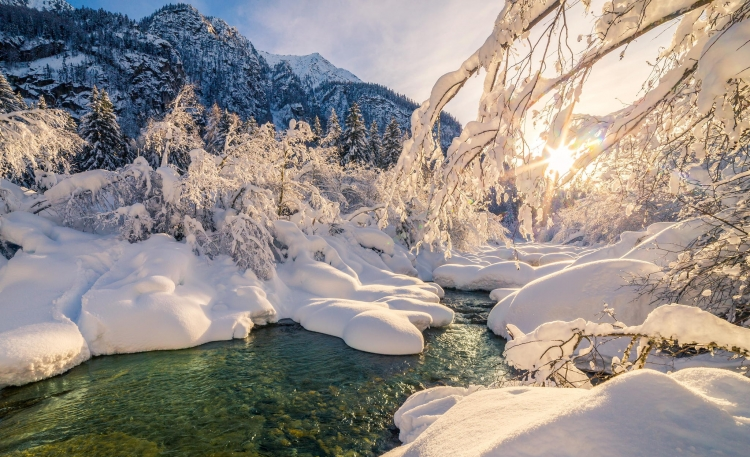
left=66, top=1, right=668, bottom=126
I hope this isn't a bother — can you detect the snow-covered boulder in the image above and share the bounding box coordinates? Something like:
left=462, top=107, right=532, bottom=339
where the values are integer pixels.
left=385, top=368, right=750, bottom=456
left=488, top=259, right=663, bottom=339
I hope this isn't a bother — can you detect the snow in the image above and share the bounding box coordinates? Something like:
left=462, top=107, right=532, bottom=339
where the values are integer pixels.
left=259, top=51, right=361, bottom=88
left=43, top=170, right=114, bottom=203
left=0, top=213, right=451, bottom=386
left=386, top=368, right=750, bottom=457
left=487, top=259, right=663, bottom=339
left=433, top=259, right=571, bottom=291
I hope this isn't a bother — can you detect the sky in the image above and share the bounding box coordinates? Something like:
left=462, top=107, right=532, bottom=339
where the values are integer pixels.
left=66, top=0, right=672, bottom=127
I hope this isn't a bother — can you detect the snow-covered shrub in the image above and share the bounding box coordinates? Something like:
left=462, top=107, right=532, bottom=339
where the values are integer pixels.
left=503, top=304, right=750, bottom=388
left=0, top=107, right=82, bottom=187
left=139, top=85, right=204, bottom=172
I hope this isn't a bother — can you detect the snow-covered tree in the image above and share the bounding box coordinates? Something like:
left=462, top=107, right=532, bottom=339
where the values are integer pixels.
left=312, top=115, right=323, bottom=143
left=389, top=0, right=750, bottom=251
left=322, top=108, right=342, bottom=155
left=341, top=102, right=369, bottom=166
left=381, top=118, right=402, bottom=169
left=76, top=87, right=128, bottom=171
left=367, top=121, right=382, bottom=168
left=0, top=72, right=25, bottom=113
left=203, top=103, right=229, bottom=155
left=140, top=85, right=204, bottom=172
left=0, top=70, right=81, bottom=186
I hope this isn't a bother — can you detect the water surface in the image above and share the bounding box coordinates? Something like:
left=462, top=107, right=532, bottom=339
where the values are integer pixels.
left=0, top=290, right=508, bottom=456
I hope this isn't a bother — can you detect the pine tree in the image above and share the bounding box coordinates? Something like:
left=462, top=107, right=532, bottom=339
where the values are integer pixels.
left=367, top=120, right=382, bottom=168
left=323, top=108, right=342, bottom=155
left=382, top=118, right=403, bottom=168
left=341, top=103, right=368, bottom=165
left=76, top=87, right=128, bottom=171
left=245, top=116, right=259, bottom=136
left=312, top=116, right=323, bottom=142
left=37, top=95, right=48, bottom=110
left=204, top=103, right=229, bottom=154
left=0, top=71, right=25, bottom=113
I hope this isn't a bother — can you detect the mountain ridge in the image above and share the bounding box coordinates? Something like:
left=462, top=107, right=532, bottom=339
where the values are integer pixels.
left=0, top=1, right=461, bottom=147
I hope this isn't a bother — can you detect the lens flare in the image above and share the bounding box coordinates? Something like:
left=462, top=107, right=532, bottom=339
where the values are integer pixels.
left=546, top=146, right=576, bottom=175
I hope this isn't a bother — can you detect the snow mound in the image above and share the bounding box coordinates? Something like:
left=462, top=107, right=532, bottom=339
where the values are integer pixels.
left=433, top=260, right=571, bottom=291
left=78, top=235, right=275, bottom=356
left=488, top=259, right=662, bottom=339
left=0, top=321, right=90, bottom=387
left=488, top=288, right=518, bottom=302
left=393, top=386, right=482, bottom=444
left=386, top=369, right=750, bottom=457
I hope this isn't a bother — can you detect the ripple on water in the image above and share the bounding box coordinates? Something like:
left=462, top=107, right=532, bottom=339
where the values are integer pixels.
left=0, top=291, right=508, bottom=456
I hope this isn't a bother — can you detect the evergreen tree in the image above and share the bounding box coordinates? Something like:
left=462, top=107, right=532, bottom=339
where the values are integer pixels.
left=204, top=103, right=229, bottom=154
left=37, top=95, right=48, bottom=110
left=382, top=118, right=403, bottom=168
left=312, top=116, right=323, bottom=142
left=0, top=71, right=25, bottom=113
left=76, top=87, right=128, bottom=171
left=323, top=108, right=342, bottom=155
left=245, top=116, right=259, bottom=136
left=367, top=120, right=382, bottom=168
left=341, top=102, right=368, bottom=165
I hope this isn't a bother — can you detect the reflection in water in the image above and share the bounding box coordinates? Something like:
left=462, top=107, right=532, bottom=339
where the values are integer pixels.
left=0, top=291, right=508, bottom=456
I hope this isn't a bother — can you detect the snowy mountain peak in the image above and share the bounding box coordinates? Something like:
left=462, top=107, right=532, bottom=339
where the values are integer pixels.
left=0, top=0, right=72, bottom=12
left=259, top=51, right=361, bottom=88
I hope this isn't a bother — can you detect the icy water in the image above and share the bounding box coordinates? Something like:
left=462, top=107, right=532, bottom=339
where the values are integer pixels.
left=0, top=291, right=508, bottom=457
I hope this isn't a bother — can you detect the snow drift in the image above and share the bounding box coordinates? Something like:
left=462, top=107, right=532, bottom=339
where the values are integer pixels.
left=387, top=368, right=750, bottom=457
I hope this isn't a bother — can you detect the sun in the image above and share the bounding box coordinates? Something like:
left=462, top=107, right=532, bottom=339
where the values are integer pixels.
left=546, top=146, right=576, bottom=176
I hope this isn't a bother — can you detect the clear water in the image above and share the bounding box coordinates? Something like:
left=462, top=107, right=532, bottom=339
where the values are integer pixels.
left=0, top=290, right=509, bottom=457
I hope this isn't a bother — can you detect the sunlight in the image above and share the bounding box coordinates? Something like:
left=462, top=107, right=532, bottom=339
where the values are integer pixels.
left=546, top=146, right=576, bottom=176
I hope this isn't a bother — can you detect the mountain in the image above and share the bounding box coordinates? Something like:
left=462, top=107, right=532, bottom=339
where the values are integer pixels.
left=0, top=2, right=461, bottom=147
left=259, top=51, right=360, bottom=88
left=0, top=0, right=72, bottom=12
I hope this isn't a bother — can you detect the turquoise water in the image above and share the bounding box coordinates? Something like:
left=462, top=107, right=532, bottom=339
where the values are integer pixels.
left=0, top=291, right=509, bottom=456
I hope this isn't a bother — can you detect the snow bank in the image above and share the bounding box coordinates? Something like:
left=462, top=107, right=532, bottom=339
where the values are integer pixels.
left=386, top=368, right=750, bottom=457
left=273, top=220, right=449, bottom=355
left=433, top=260, right=571, bottom=291
left=0, top=213, right=450, bottom=387
left=488, top=259, right=662, bottom=339
left=393, top=386, right=482, bottom=444
left=488, top=288, right=518, bottom=302
left=78, top=235, right=275, bottom=356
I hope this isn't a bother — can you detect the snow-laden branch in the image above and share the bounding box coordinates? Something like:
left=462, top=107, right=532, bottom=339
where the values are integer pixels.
left=504, top=303, right=750, bottom=387
left=391, top=0, right=749, bottom=250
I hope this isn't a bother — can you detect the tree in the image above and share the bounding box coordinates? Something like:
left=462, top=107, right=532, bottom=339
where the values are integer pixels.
left=140, top=85, right=204, bottom=172
left=390, top=0, right=750, bottom=250
left=367, top=120, right=382, bottom=168
left=76, top=87, right=128, bottom=171
left=0, top=71, right=26, bottom=113
left=203, top=103, right=229, bottom=155
left=322, top=108, right=342, bottom=151
left=341, top=102, right=369, bottom=165
left=312, top=115, right=323, bottom=143
left=381, top=118, right=403, bottom=169
left=0, top=76, right=81, bottom=184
